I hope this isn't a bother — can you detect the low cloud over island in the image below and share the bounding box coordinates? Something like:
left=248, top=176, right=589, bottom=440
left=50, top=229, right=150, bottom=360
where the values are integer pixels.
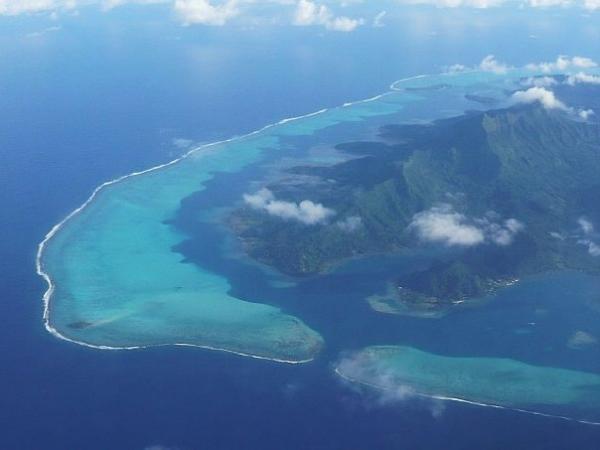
left=244, top=188, right=335, bottom=225
left=410, top=203, right=524, bottom=247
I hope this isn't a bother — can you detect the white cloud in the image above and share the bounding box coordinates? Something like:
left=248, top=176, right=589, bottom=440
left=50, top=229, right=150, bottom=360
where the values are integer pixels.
left=576, top=218, right=600, bottom=256
left=410, top=205, right=485, bottom=246
left=244, top=188, right=335, bottom=225
left=393, top=0, right=600, bottom=8
left=572, top=56, right=598, bottom=68
left=579, top=239, right=600, bottom=256
left=479, top=55, right=511, bottom=74
left=446, top=55, right=597, bottom=79
left=584, top=0, right=600, bottom=9
left=0, top=0, right=77, bottom=15
left=293, top=0, right=325, bottom=25
left=486, top=217, right=525, bottom=245
left=521, top=76, right=558, bottom=87
left=511, top=87, right=569, bottom=111
left=293, top=0, right=363, bottom=32
left=396, top=0, right=504, bottom=7
left=409, top=204, right=523, bottom=247
left=172, top=137, right=194, bottom=149
left=326, top=15, right=362, bottom=31
left=373, top=10, right=386, bottom=27
left=515, top=72, right=599, bottom=118
left=528, top=0, right=572, bottom=7
left=566, top=72, right=600, bottom=86
left=25, top=24, right=62, bottom=37
left=336, top=352, right=446, bottom=417
left=568, top=330, right=598, bottom=349
left=589, top=242, right=600, bottom=256
left=578, top=217, right=594, bottom=234
left=338, top=354, right=417, bottom=404
left=526, top=55, right=598, bottom=74
left=443, top=55, right=509, bottom=75
left=446, top=63, right=468, bottom=73
left=0, top=0, right=172, bottom=15
left=336, top=215, right=362, bottom=232
left=102, top=0, right=168, bottom=10
left=3, top=0, right=600, bottom=19
left=174, top=0, right=239, bottom=26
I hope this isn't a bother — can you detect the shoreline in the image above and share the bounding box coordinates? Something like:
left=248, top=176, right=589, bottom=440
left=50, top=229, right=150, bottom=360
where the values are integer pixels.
left=35, top=63, right=583, bottom=361
left=35, top=74, right=433, bottom=360
left=334, top=368, right=600, bottom=427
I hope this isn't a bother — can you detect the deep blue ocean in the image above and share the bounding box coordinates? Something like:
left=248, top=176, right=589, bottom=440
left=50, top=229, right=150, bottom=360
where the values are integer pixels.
left=3, top=5, right=600, bottom=449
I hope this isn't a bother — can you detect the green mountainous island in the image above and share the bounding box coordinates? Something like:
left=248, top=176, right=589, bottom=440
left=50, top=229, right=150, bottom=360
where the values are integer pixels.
left=230, top=88, right=600, bottom=317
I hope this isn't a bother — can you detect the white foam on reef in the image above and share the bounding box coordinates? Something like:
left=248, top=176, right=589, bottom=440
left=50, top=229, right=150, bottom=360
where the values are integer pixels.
left=389, top=74, right=430, bottom=91
left=35, top=69, right=490, bottom=360
left=342, top=93, right=391, bottom=107
left=35, top=106, right=340, bottom=362
left=335, top=368, right=600, bottom=426
left=277, top=108, right=328, bottom=124
left=389, top=69, right=488, bottom=92
left=429, top=394, right=600, bottom=426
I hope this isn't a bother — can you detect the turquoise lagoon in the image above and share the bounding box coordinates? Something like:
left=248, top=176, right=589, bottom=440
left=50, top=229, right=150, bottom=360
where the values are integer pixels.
left=39, top=134, right=325, bottom=362
left=38, top=66, right=600, bottom=393
left=336, top=345, right=600, bottom=419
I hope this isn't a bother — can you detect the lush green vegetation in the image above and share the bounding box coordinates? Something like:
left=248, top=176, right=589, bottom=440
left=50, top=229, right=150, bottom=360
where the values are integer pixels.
left=231, top=97, right=600, bottom=309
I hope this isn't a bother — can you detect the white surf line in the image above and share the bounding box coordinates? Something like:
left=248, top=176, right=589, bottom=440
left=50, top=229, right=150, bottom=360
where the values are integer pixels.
left=36, top=106, right=335, bottom=362
left=40, top=78, right=452, bottom=362
left=34, top=67, right=548, bottom=360
left=277, top=108, right=328, bottom=124
left=35, top=71, right=443, bottom=360
left=389, top=74, right=430, bottom=91
left=41, top=332, right=314, bottom=364
left=389, top=59, right=600, bottom=93
left=35, top=66, right=574, bottom=361
left=335, top=368, right=600, bottom=426
left=343, top=72, right=447, bottom=105
left=429, top=394, right=600, bottom=427
left=342, top=93, right=392, bottom=107
left=390, top=68, right=500, bottom=92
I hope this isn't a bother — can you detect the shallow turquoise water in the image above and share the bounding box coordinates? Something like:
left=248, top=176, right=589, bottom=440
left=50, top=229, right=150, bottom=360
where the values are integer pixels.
left=42, top=71, right=510, bottom=357
left=336, top=345, right=600, bottom=415
left=42, top=134, right=325, bottom=360
left=40, top=65, right=600, bottom=407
